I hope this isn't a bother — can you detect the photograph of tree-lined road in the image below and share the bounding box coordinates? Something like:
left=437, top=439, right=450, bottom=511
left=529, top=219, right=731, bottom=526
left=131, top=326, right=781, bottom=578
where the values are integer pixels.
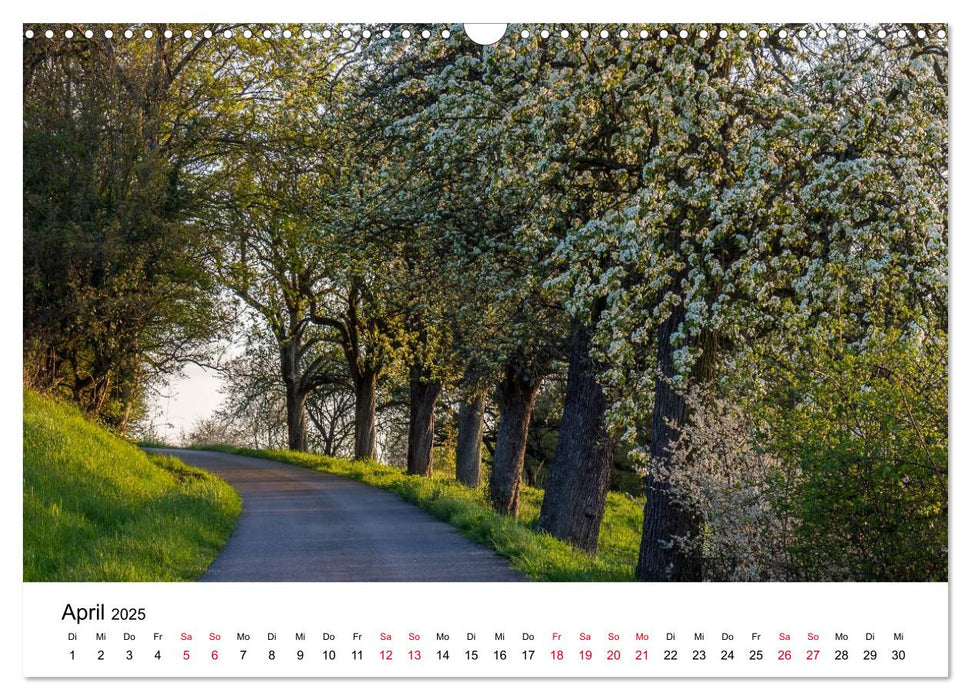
left=23, top=23, right=947, bottom=582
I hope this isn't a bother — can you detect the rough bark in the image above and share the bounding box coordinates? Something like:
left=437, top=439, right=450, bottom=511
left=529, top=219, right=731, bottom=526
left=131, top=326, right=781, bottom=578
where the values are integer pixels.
left=536, top=320, right=615, bottom=553
left=353, top=370, right=378, bottom=460
left=635, top=305, right=713, bottom=582
left=406, top=364, right=442, bottom=476
left=281, top=340, right=308, bottom=452
left=285, top=380, right=308, bottom=452
left=455, top=394, right=486, bottom=488
left=488, top=364, right=541, bottom=516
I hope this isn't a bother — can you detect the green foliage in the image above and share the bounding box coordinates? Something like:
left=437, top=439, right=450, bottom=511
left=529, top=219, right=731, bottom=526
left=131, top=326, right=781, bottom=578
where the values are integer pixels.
left=23, top=30, right=231, bottom=429
left=198, top=445, right=644, bottom=581
left=755, top=325, right=947, bottom=581
left=23, top=390, right=241, bottom=581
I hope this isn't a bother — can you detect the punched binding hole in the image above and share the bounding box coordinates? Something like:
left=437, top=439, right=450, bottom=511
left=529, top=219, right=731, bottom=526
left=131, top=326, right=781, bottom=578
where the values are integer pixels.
left=464, top=24, right=507, bottom=45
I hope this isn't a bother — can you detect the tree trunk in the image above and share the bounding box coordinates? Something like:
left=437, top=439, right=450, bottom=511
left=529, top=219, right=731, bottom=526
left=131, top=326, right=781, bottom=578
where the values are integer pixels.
left=455, top=394, right=485, bottom=488
left=406, top=364, right=441, bottom=476
left=353, top=369, right=378, bottom=460
left=537, top=320, right=615, bottom=553
left=285, top=380, right=308, bottom=452
left=118, top=394, right=135, bottom=438
left=635, top=305, right=703, bottom=581
left=488, top=363, right=541, bottom=516
left=280, top=340, right=308, bottom=452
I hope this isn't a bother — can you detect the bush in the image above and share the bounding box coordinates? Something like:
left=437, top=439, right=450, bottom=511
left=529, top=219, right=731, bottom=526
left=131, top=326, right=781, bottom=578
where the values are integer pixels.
left=763, top=327, right=947, bottom=581
left=650, top=389, right=801, bottom=581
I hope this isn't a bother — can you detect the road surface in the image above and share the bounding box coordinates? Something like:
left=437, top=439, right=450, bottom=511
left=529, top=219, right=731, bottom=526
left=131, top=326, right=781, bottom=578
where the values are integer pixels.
left=152, top=448, right=526, bottom=582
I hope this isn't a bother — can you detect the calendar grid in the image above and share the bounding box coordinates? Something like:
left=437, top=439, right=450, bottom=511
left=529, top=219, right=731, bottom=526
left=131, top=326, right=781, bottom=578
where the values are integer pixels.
left=23, top=582, right=948, bottom=678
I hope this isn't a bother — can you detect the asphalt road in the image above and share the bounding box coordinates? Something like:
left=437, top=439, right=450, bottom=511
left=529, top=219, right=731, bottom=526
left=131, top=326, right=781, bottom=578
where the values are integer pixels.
left=153, top=448, right=526, bottom=582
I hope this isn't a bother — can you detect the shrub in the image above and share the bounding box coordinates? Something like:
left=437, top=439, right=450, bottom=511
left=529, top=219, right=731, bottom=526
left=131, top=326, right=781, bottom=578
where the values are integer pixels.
left=649, top=389, right=801, bottom=581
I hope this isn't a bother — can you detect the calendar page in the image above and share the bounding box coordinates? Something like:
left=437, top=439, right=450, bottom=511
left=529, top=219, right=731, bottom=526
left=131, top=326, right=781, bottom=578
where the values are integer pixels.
left=16, top=0, right=957, bottom=694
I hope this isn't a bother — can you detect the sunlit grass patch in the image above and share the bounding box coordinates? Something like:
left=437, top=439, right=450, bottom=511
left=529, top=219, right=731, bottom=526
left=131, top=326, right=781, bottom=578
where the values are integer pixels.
left=23, top=391, right=241, bottom=581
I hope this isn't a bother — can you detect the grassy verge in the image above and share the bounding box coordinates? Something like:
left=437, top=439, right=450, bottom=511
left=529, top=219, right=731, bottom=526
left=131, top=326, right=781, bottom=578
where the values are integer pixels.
left=196, top=445, right=644, bottom=581
left=23, top=390, right=241, bottom=581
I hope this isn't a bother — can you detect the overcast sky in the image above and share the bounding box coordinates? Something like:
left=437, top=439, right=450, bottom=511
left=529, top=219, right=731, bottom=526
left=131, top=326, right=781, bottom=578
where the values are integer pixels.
left=144, top=364, right=225, bottom=444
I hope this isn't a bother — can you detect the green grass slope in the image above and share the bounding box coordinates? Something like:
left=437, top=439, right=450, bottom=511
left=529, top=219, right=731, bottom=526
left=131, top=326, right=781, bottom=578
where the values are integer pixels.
left=199, top=445, right=644, bottom=581
left=23, top=391, right=241, bottom=581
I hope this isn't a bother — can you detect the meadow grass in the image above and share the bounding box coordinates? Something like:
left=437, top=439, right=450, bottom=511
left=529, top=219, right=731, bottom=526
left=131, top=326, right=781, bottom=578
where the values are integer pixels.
left=198, top=445, right=645, bottom=581
left=23, top=391, right=241, bottom=581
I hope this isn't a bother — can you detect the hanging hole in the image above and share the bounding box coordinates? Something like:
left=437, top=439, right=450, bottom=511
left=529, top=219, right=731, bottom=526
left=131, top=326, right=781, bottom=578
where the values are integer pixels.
left=464, top=24, right=507, bottom=45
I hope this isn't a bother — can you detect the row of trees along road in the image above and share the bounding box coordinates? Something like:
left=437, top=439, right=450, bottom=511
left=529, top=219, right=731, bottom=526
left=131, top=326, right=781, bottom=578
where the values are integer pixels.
left=23, top=24, right=947, bottom=581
